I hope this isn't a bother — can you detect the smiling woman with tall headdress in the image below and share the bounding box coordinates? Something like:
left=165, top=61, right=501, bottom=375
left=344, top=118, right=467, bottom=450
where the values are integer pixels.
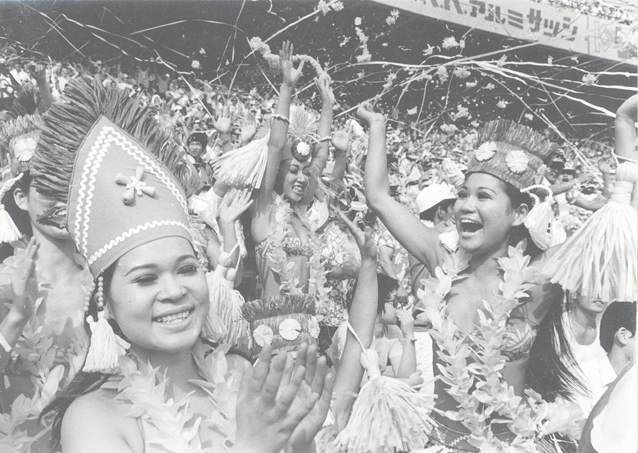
left=32, top=77, right=332, bottom=453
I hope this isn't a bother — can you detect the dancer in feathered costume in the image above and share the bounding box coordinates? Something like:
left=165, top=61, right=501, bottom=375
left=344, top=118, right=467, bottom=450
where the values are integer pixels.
left=0, top=74, right=95, bottom=452
left=245, top=43, right=335, bottom=346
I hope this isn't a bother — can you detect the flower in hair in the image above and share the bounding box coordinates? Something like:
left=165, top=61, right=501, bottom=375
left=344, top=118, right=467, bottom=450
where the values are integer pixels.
left=475, top=141, right=497, bottom=161
left=296, top=142, right=311, bottom=158
left=506, top=150, right=529, bottom=173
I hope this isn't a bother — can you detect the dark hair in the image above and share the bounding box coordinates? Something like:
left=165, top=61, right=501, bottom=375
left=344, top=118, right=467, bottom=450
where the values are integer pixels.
left=377, top=273, right=400, bottom=314
left=420, top=199, right=455, bottom=223
left=600, top=301, right=637, bottom=353
left=526, top=289, right=588, bottom=402
left=502, top=180, right=543, bottom=258
left=3, top=172, right=33, bottom=237
left=349, top=273, right=400, bottom=315
left=42, top=264, right=119, bottom=451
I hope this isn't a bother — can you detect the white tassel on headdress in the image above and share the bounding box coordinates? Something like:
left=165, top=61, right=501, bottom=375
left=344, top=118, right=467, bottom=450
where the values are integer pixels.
left=543, top=162, right=638, bottom=301
left=334, top=324, right=432, bottom=453
left=522, top=185, right=554, bottom=251
left=212, top=133, right=270, bottom=189
left=203, top=264, right=231, bottom=342
left=0, top=173, right=24, bottom=244
left=82, top=311, right=130, bottom=373
left=203, top=244, right=247, bottom=343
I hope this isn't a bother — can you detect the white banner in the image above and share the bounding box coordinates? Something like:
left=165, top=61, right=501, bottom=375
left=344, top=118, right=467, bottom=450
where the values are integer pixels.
left=370, top=0, right=637, bottom=66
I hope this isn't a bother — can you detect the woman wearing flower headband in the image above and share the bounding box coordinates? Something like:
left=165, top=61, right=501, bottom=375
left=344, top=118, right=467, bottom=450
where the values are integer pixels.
left=31, top=77, right=332, bottom=453
left=360, top=101, right=592, bottom=451
left=249, top=41, right=334, bottom=299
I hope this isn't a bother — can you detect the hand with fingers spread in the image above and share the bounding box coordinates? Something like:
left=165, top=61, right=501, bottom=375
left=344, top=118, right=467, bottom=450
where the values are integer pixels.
left=9, top=237, right=39, bottom=323
left=316, top=72, right=334, bottom=106
left=284, top=344, right=334, bottom=453
left=212, top=106, right=232, bottom=135
left=233, top=345, right=322, bottom=453
left=339, top=212, right=377, bottom=261
left=240, top=112, right=259, bottom=146
left=332, top=127, right=351, bottom=155
left=218, top=188, right=254, bottom=226
left=280, top=41, right=305, bottom=88
left=356, top=102, right=384, bottom=127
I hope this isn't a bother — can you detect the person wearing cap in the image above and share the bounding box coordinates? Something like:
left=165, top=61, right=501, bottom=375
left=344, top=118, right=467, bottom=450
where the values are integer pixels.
left=408, top=183, right=457, bottom=298
left=415, top=183, right=456, bottom=229
left=186, top=131, right=213, bottom=189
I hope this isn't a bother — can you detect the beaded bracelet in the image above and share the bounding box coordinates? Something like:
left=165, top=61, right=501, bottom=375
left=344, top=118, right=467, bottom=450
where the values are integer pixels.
left=271, top=114, right=290, bottom=124
left=317, top=136, right=332, bottom=143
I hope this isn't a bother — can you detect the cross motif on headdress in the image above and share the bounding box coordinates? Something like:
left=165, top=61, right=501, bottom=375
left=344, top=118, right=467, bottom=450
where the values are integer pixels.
left=115, top=166, right=156, bottom=205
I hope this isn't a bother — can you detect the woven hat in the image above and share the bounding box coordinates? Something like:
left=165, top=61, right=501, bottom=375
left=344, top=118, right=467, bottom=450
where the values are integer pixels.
left=30, top=78, right=193, bottom=277
left=242, top=294, right=320, bottom=355
left=468, top=119, right=559, bottom=190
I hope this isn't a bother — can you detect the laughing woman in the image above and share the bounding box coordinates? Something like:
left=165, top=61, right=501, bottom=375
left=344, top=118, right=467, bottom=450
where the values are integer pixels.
left=249, top=42, right=334, bottom=299
left=360, top=102, right=586, bottom=452
left=36, top=78, right=332, bottom=453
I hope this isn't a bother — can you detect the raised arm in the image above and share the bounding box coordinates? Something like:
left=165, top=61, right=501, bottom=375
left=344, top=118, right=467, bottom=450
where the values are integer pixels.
left=330, top=126, right=351, bottom=186
left=359, top=103, right=442, bottom=274
left=615, top=94, right=638, bottom=162
left=332, top=214, right=378, bottom=433
left=253, top=41, right=304, bottom=211
left=301, top=73, right=334, bottom=206
left=549, top=171, right=591, bottom=196
left=0, top=238, right=38, bottom=374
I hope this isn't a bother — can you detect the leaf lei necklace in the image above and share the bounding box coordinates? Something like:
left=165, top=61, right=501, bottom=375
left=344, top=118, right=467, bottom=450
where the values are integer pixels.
left=268, top=194, right=330, bottom=322
left=419, top=241, right=581, bottom=452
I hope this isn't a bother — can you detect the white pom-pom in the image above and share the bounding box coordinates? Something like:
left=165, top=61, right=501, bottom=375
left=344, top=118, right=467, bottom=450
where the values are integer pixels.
left=0, top=204, right=21, bottom=244
left=335, top=372, right=432, bottom=453
left=83, top=312, right=129, bottom=373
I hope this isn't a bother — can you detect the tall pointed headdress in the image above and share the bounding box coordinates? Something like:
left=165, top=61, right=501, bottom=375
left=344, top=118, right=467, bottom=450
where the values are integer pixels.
left=30, top=77, right=196, bottom=373
left=283, top=104, right=319, bottom=163
left=30, top=77, right=193, bottom=277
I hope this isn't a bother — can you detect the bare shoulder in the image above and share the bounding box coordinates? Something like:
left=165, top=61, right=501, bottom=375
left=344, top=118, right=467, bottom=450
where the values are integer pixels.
left=61, top=387, right=143, bottom=453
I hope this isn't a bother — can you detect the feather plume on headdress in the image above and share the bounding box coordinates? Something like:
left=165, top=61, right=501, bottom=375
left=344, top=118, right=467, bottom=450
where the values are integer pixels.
left=284, top=104, right=319, bottom=163
left=30, top=76, right=192, bottom=205
left=0, top=114, right=43, bottom=173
